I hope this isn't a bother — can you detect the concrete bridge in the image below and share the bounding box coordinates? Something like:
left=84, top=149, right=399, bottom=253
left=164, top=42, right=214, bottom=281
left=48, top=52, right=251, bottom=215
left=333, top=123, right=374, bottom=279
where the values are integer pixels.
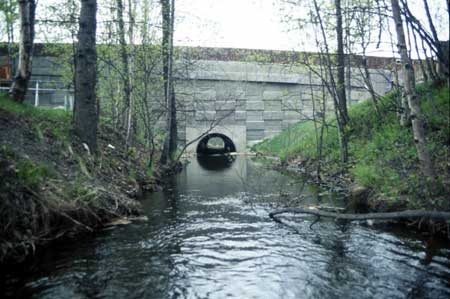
left=0, top=46, right=394, bottom=154
left=174, top=52, right=392, bottom=154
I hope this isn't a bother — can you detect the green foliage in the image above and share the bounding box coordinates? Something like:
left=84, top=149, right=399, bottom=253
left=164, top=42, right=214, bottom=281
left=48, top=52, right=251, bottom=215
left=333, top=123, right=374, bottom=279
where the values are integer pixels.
left=41, top=43, right=76, bottom=89
left=254, top=83, right=450, bottom=204
left=419, top=85, right=449, bottom=134
left=253, top=118, right=340, bottom=163
left=146, top=163, right=154, bottom=178
left=69, top=177, right=98, bottom=204
left=350, top=164, right=384, bottom=188
left=0, top=1, right=18, bottom=30
left=0, top=95, right=71, bottom=143
left=16, top=159, right=54, bottom=189
left=1, top=145, right=55, bottom=189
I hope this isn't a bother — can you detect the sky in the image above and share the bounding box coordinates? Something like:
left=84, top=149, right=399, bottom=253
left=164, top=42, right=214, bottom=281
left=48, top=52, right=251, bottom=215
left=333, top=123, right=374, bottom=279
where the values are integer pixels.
left=175, top=0, right=297, bottom=51
left=1, top=0, right=449, bottom=57
left=174, top=0, right=449, bottom=56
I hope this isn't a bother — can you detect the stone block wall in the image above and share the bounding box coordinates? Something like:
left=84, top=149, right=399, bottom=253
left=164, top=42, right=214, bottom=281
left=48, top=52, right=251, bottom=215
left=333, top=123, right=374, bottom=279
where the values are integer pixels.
left=0, top=50, right=393, bottom=150
left=175, top=60, right=392, bottom=147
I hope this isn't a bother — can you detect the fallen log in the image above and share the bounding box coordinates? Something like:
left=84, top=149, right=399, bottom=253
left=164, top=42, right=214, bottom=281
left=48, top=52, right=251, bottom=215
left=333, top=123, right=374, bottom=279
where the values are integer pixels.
left=269, top=208, right=450, bottom=221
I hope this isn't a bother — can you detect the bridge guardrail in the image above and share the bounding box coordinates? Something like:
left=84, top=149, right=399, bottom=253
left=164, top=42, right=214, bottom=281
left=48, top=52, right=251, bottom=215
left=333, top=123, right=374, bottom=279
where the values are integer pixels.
left=0, top=79, right=74, bottom=110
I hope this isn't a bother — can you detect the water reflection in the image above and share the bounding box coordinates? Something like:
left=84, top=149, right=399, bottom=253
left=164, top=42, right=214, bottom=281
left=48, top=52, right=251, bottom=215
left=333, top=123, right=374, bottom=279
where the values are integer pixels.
left=2, top=157, right=450, bottom=299
left=197, top=154, right=236, bottom=171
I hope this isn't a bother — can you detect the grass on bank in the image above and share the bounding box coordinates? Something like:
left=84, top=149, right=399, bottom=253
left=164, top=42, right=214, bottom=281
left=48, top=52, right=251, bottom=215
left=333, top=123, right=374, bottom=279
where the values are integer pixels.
left=253, top=83, right=450, bottom=208
left=0, top=95, right=149, bottom=264
left=0, top=96, right=72, bottom=141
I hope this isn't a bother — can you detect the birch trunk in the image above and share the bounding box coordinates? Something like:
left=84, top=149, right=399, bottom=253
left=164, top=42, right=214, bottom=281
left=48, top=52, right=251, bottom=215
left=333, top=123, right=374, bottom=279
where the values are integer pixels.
left=391, top=0, right=436, bottom=180
left=311, top=0, right=348, bottom=166
left=335, top=0, right=348, bottom=125
left=9, top=0, right=36, bottom=103
left=116, top=0, right=132, bottom=146
left=335, top=0, right=348, bottom=163
left=126, top=0, right=137, bottom=147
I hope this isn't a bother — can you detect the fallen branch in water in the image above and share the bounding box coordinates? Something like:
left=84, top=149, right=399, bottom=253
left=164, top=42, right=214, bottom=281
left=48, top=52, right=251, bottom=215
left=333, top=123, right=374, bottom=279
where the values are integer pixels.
left=269, top=208, right=450, bottom=221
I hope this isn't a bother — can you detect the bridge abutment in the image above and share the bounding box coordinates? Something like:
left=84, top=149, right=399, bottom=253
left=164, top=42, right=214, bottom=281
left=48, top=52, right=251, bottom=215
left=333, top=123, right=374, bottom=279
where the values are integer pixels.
left=0, top=46, right=395, bottom=153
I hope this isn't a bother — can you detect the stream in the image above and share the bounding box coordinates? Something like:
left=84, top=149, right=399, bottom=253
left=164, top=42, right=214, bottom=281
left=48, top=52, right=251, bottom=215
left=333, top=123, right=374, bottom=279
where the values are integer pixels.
left=2, top=156, right=450, bottom=298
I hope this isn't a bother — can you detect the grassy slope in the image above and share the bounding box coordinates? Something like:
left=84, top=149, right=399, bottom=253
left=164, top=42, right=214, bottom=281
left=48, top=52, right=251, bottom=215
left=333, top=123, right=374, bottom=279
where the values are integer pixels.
left=254, top=84, right=449, bottom=209
left=0, top=96, right=151, bottom=264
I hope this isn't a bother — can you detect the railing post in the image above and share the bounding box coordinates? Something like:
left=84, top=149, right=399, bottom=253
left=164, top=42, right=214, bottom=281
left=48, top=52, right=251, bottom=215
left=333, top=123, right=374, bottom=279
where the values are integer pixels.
left=69, top=95, right=74, bottom=110
left=34, top=81, right=39, bottom=107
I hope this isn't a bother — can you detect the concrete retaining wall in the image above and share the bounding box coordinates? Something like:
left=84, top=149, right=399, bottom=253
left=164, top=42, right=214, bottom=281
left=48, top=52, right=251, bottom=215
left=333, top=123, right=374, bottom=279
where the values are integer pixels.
left=1, top=53, right=393, bottom=152
left=175, top=60, right=392, bottom=150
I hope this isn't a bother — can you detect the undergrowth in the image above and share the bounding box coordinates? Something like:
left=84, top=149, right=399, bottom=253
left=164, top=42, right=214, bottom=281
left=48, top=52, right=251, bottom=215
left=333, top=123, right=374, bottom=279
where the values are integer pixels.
left=253, top=83, right=450, bottom=208
left=0, top=95, right=71, bottom=143
left=0, top=95, right=147, bottom=264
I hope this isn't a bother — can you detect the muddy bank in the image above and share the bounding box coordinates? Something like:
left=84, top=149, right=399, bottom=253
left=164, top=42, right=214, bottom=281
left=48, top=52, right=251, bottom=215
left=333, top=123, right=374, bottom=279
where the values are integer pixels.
left=0, top=104, right=157, bottom=264
left=255, top=154, right=450, bottom=235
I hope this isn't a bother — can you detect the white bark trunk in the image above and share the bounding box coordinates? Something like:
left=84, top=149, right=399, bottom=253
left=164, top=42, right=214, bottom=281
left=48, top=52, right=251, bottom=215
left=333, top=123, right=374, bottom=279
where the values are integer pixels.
left=9, top=0, right=36, bottom=103
left=391, top=0, right=436, bottom=179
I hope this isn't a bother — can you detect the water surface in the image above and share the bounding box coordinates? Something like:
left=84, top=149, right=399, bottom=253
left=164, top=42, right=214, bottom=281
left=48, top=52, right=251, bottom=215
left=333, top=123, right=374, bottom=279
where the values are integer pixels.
left=3, top=156, right=450, bottom=298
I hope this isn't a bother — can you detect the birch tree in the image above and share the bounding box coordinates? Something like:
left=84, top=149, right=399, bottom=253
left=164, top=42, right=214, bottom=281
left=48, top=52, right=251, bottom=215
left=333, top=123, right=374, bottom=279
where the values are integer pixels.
left=310, top=0, right=349, bottom=165
left=9, top=0, right=36, bottom=103
left=334, top=0, right=349, bottom=163
left=390, top=0, right=436, bottom=180
left=116, top=0, right=133, bottom=146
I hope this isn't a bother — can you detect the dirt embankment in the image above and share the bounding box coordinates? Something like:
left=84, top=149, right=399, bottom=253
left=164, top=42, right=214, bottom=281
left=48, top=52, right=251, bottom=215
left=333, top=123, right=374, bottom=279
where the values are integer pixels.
left=275, top=155, right=407, bottom=211
left=264, top=155, right=450, bottom=235
left=0, top=106, right=158, bottom=264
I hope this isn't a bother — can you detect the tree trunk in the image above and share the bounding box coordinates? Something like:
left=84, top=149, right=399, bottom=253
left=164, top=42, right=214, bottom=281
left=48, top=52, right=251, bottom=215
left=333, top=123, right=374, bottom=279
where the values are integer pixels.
left=74, top=0, right=98, bottom=153
left=116, top=0, right=132, bottom=146
left=9, top=0, right=36, bottom=103
left=311, top=0, right=348, bottom=166
left=391, top=0, right=436, bottom=180
left=335, top=0, right=349, bottom=164
left=126, top=0, right=137, bottom=148
left=335, top=0, right=348, bottom=125
left=422, top=0, right=447, bottom=78
left=160, top=0, right=177, bottom=165
left=168, top=0, right=177, bottom=158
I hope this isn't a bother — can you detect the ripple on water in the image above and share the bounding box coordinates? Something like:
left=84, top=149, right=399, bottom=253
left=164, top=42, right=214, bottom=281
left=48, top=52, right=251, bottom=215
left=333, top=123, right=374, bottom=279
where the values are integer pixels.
left=4, top=157, right=450, bottom=299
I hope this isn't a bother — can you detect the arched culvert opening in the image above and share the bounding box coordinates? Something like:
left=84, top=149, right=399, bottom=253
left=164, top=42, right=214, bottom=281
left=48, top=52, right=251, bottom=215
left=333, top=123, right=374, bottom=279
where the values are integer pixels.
left=196, top=133, right=236, bottom=156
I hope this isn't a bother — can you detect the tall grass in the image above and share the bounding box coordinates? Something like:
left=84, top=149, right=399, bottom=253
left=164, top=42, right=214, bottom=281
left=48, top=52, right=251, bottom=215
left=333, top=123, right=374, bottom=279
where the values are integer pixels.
left=0, top=94, right=72, bottom=143
left=254, top=83, right=449, bottom=202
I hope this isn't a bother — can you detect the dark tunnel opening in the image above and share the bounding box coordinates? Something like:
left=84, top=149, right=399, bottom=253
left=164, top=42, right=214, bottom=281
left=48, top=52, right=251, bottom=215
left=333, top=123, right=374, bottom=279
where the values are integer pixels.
left=196, top=133, right=237, bottom=156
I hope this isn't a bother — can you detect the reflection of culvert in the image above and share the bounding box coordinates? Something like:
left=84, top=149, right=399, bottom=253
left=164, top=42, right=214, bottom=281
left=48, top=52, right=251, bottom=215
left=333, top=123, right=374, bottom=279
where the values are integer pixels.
left=196, top=133, right=236, bottom=156
left=197, top=154, right=236, bottom=171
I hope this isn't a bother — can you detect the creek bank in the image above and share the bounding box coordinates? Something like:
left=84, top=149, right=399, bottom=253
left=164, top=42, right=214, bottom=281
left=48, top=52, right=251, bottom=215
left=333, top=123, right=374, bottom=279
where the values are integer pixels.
left=257, top=155, right=450, bottom=236
left=0, top=98, right=160, bottom=265
left=252, top=84, right=450, bottom=233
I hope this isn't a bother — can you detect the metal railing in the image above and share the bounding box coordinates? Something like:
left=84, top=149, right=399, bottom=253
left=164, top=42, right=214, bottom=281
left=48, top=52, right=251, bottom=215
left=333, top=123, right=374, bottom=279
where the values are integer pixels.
left=0, top=79, right=74, bottom=110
